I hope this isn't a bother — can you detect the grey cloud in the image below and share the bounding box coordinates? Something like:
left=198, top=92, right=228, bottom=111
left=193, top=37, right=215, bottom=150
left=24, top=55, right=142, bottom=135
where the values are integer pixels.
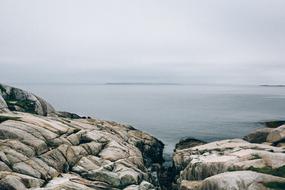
left=0, top=0, right=284, bottom=84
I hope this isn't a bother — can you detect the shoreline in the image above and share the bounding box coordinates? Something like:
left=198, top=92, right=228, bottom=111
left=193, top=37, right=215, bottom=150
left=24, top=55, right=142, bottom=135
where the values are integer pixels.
left=1, top=83, right=285, bottom=190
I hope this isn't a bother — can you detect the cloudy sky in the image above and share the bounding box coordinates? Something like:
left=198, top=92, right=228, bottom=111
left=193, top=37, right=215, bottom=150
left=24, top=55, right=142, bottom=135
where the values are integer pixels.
left=0, top=0, right=285, bottom=84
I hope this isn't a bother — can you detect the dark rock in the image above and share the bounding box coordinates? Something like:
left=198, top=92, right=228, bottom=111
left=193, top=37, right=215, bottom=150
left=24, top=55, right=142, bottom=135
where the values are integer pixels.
left=243, top=128, right=273, bottom=143
left=175, top=137, right=206, bottom=151
left=0, top=84, right=56, bottom=116
left=264, top=120, right=285, bottom=128
left=57, top=111, right=81, bottom=119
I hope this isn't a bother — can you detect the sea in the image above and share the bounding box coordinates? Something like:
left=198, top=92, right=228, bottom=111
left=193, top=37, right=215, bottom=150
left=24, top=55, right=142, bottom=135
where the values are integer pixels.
left=14, top=83, right=285, bottom=154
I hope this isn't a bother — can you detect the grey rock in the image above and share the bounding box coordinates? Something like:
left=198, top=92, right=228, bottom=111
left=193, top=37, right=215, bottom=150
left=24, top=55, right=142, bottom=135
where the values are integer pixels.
left=0, top=85, right=164, bottom=189
left=0, top=175, right=27, bottom=190
left=0, top=95, right=8, bottom=113
left=175, top=137, right=205, bottom=151
left=243, top=127, right=273, bottom=143
left=0, top=83, right=56, bottom=116
left=199, top=171, right=285, bottom=190
left=0, top=111, right=163, bottom=189
left=0, top=172, right=45, bottom=189
left=267, top=124, right=285, bottom=145
left=58, top=111, right=81, bottom=119
left=83, top=169, right=121, bottom=187
left=173, top=139, right=285, bottom=190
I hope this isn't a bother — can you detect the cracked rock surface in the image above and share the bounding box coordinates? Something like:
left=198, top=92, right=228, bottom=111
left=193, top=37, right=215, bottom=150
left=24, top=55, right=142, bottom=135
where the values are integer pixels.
left=173, top=138, right=285, bottom=190
left=0, top=84, right=164, bottom=190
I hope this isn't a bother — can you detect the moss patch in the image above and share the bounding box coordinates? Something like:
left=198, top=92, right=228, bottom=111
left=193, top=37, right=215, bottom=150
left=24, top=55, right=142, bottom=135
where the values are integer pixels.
left=264, top=120, right=285, bottom=128
left=0, top=85, right=6, bottom=93
left=264, top=182, right=285, bottom=190
left=248, top=165, right=285, bottom=177
left=6, top=99, right=36, bottom=114
left=0, top=115, right=20, bottom=123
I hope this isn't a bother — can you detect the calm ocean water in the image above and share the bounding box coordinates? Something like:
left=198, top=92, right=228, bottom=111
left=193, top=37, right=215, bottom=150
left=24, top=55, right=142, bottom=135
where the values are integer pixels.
left=14, top=84, right=285, bottom=153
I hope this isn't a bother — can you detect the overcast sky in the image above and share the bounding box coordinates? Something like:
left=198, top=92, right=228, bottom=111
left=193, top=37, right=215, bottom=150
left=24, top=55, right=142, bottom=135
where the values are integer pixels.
left=0, top=0, right=285, bottom=84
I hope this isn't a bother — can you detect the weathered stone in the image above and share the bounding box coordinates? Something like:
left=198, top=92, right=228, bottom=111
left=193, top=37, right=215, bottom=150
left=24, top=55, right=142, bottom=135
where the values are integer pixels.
left=13, top=162, right=42, bottom=178
left=123, top=180, right=155, bottom=190
left=33, top=174, right=95, bottom=190
left=0, top=175, right=26, bottom=190
left=139, top=180, right=155, bottom=190
left=1, top=149, right=29, bottom=165
left=118, top=168, right=142, bottom=187
left=243, top=128, right=273, bottom=143
left=173, top=138, right=285, bottom=190
left=0, top=121, right=48, bottom=155
left=175, top=138, right=205, bottom=150
left=28, top=158, right=59, bottom=180
left=99, top=141, right=129, bottom=162
left=83, top=169, right=121, bottom=187
left=0, top=85, right=164, bottom=189
left=72, top=155, right=112, bottom=174
left=128, top=130, right=164, bottom=165
left=0, top=171, right=45, bottom=189
left=0, top=95, right=8, bottom=113
left=267, top=124, right=285, bottom=144
left=0, top=161, right=11, bottom=172
left=180, top=180, right=202, bottom=190
left=81, top=141, right=103, bottom=155
left=66, top=133, right=81, bottom=145
left=199, top=171, right=285, bottom=190
left=0, top=139, right=35, bottom=157
left=0, top=84, right=56, bottom=116
left=58, top=111, right=81, bottom=119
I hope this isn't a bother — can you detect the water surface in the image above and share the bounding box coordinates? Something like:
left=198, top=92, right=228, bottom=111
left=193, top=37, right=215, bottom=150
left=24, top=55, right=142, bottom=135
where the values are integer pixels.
left=15, top=84, right=285, bottom=153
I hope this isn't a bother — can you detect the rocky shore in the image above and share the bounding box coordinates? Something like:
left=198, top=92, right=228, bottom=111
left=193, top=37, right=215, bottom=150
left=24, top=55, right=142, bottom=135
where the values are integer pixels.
left=1, top=83, right=285, bottom=190
left=172, top=122, right=285, bottom=190
left=0, top=84, right=164, bottom=190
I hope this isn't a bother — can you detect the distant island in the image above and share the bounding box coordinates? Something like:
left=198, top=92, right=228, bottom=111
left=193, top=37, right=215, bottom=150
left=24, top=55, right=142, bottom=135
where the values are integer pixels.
left=105, top=82, right=181, bottom=85
left=260, top=85, right=285, bottom=87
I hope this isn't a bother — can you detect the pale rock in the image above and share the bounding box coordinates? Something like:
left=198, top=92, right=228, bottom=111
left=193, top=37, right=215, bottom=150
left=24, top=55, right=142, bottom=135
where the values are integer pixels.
left=0, top=84, right=164, bottom=189
left=200, top=171, right=285, bottom=190
left=180, top=180, right=202, bottom=190
left=267, top=124, right=285, bottom=144
left=173, top=138, right=285, bottom=190
left=243, top=128, right=273, bottom=143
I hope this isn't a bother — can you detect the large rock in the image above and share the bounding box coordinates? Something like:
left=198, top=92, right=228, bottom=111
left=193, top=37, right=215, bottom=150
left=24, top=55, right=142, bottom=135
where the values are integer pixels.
left=57, top=111, right=81, bottom=119
left=128, top=129, right=164, bottom=166
left=243, top=128, right=273, bottom=143
left=175, top=137, right=205, bottom=151
left=0, top=110, right=163, bottom=189
left=264, top=120, right=285, bottom=128
left=0, top=84, right=164, bottom=189
left=0, top=84, right=56, bottom=116
left=181, top=171, right=285, bottom=190
left=173, top=139, right=285, bottom=190
left=267, top=125, right=285, bottom=145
